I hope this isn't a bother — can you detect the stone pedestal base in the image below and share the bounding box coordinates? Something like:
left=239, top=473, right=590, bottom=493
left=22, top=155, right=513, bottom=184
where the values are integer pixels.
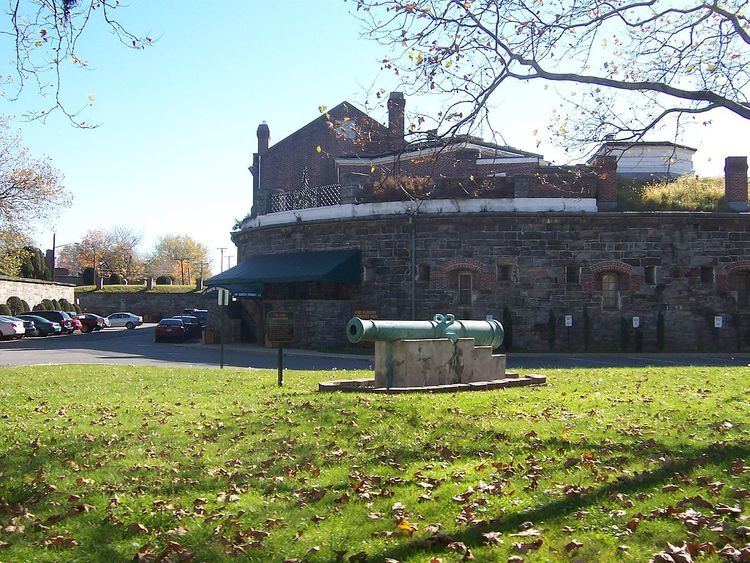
left=374, top=338, right=505, bottom=388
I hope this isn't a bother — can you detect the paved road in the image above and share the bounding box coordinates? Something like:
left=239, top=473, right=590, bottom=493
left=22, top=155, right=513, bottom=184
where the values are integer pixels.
left=0, top=325, right=373, bottom=371
left=2, top=325, right=750, bottom=370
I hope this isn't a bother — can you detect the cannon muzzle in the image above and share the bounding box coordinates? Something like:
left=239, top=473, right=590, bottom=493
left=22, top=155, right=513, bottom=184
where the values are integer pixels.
left=346, top=314, right=504, bottom=349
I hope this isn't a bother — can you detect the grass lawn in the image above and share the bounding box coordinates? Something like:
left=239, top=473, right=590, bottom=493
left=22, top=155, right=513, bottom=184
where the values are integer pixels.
left=75, top=285, right=200, bottom=294
left=0, top=365, right=749, bottom=562
left=618, top=176, right=728, bottom=212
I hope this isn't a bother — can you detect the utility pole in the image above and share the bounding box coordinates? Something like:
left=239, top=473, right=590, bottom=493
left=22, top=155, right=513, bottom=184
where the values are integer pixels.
left=226, top=255, right=234, bottom=271
left=51, top=233, right=56, bottom=282
left=217, top=247, right=227, bottom=273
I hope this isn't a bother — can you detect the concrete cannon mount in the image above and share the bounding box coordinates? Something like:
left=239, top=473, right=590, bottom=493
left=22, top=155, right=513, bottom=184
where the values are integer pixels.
left=319, top=337, right=546, bottom=393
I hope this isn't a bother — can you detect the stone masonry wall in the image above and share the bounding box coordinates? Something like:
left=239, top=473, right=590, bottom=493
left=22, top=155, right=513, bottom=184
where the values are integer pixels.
left=233, top=212, right=750, bottom=352
left=0, top=276, right=75, bottom=307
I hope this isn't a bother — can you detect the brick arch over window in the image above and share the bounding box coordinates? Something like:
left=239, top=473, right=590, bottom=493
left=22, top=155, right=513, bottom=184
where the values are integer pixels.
left=717, top=261, right=750, bottom=292
left=434, top=258, right=493, bottom=290
left=582, top=260, right=643, bottom=292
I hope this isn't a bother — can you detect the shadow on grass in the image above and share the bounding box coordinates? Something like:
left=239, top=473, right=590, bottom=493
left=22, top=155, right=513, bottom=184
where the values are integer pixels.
left=376, top=441, right=750, bottom=562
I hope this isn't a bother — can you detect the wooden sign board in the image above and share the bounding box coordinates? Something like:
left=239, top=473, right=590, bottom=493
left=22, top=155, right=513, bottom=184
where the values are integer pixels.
left=266, top=311, right=294, bottom=344
left=354, top=309, right=378, bottom=320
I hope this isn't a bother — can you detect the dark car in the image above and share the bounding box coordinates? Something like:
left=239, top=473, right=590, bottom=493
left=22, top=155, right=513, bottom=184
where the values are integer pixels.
left=79, top=313, right=106, bottom=333
left=33, top=310, right=74, bottom=333
left=183, top=308, right=208, bottom=327
left=155, top=318, right=187, bottom=343
left=17, top=314, right=63, bottom=337
left=171, top=315, right=202, bottom=338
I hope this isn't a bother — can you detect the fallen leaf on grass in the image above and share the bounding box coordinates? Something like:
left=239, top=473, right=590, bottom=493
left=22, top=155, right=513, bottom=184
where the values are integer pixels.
left=43, top=535, right=79, bottom=548
left=482, top=531, right=503, bottom=545
left=564, top=540, right=583, bottom=552
left=510, top=528, right=542, bottom=537
left=447, top=541, right=474, bottom=560
left=396, top=518, right=417, bottom=536
left=513, top=539, right=543, bottom=553
left=128, top=523, right=149, bottom=535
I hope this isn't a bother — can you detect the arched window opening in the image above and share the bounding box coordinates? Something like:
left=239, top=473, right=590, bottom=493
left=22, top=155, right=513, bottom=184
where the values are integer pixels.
left=731, top=271, right=750, bottom=308
left=601, top=272, right=619, bottom=309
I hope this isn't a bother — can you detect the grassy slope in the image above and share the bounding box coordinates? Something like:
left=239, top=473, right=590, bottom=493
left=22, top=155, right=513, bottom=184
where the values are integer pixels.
left=74, top=285, right=200, bottom=294
left=0, top=366, right=748, bottom=562
left=618, top=176, right=728, bottom=212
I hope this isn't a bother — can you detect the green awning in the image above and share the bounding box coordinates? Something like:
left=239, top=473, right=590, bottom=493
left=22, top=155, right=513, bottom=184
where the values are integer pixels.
left=204, top=249, right=360, bottom=294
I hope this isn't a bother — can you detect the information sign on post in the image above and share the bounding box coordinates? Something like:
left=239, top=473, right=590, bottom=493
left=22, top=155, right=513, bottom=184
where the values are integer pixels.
left=632, top=316, right=640, bottom=329
left=266, top=311, right=294, bottom=387
left=217, top=288, right=230, bottom=369
left=564, top=315, right=573, bottom=327
left=714, top=315, right=723, bottom=329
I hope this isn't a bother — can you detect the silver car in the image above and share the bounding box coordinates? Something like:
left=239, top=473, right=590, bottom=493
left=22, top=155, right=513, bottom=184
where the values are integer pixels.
left=0, top=315, right=25, bottom=339
left=106, top=312, right=143, bottom=330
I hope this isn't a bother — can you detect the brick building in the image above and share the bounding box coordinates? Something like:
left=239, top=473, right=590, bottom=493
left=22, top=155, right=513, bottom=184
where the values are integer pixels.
left=208, top=93, right=750, bottom=352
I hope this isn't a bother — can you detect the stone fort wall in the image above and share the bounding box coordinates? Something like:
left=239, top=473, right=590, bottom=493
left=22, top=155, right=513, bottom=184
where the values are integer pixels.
left=0, top=276, right=75, bottom=308
left=233, top=211, right=750, bottom=352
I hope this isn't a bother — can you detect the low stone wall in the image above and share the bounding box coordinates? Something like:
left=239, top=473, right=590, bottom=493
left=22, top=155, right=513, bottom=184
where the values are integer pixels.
left=75, top=291, right=218, bottom=323
left=0, top=276, right=75, bottom=308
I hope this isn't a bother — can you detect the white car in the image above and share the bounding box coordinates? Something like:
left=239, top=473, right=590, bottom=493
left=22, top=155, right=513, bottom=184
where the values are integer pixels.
left=106, top=312, right=143, bottom=330
left=0, top=315, right=25, bottom=339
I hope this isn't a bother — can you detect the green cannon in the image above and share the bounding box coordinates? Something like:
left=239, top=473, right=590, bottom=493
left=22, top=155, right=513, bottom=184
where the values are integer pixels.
left=346, top=313, right=504, bottom=349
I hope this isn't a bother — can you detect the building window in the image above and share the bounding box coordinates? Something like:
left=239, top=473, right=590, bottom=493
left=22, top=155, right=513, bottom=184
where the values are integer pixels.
left=731, top=271, right=750, bottom=308
left=497, top=264, right=512, bottom=282
left=601, top=272, right=619, bottom=309
left=417, top=264, right=431, bottom=282
left=566, top=265, right=580, bottom=284
left=458, top=272, right=473, bottom=305
left=645, top=265, right=657, bottom=285
left=700, top=266, right=715, bottom=284
left=363, top=265, right=375, bottom=282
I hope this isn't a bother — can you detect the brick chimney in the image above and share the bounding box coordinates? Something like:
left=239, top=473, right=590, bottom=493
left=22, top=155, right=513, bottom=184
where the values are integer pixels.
left=387, top=92, right=405, bottom=150
left=594, top=155, right=618, bottom=211
left=257, top=122, right=270, bottom=153
left=725, top=156, right=748, bottom=211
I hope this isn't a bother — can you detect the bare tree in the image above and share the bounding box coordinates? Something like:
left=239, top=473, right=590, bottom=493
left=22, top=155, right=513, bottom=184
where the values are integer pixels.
left=2, top=0, right=151, bottom=126
left=354, top=0, right=750, bottom=154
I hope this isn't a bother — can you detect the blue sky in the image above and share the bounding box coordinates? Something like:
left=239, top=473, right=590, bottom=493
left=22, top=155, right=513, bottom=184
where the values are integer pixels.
left=2, top=1, right=749, bottom=273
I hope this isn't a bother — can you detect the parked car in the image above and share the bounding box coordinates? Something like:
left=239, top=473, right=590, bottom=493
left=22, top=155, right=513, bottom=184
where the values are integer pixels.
left=154, top=318, right=187, bottom=342
left=80, top=313, right=106, bottom=333
left=33, top=310, right=75, bottom=334
left=11, top=316, right=37, bottom=337
left=171, top=315, right=202, bottom=338
left=0, top=315, right=25, bottom=339
left=106, top=312, right=143, bottom=329
left=17, top=314, right=63, bottom=337
left=183, top=308, right=208, bottom=327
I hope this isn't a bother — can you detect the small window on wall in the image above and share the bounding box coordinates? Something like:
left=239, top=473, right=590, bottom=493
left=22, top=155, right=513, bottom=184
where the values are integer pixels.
left=731, top=271, right=750, bottom=308
left=458, top=272, right=473, bottom=305
left=497, top=264, right=512, bottom=282
left=417, top=264, right=431, bottom=282
left=566, top=265, right=580, bottom=284
left=700, top=266, right=715, bottom=284
left=601, top=272, right=619, bottom=309
left=645, top=265, right=657, bottom=285
left=363, top=265, right=375, bottom=283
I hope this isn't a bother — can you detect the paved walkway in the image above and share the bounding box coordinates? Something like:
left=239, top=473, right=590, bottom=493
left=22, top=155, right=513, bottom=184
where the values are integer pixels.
left=2, top=324, right=750, bottom=370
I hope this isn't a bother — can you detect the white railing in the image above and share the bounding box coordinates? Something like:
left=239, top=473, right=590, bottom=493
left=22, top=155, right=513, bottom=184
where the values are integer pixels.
left=269, top=184, right=342, bottom=213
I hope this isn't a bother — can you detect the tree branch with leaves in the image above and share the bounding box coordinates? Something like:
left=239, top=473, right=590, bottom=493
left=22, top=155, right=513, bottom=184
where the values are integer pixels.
left=2, top=0, right=151, bottom=126
left=354, top=0, right=750, bottom=154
